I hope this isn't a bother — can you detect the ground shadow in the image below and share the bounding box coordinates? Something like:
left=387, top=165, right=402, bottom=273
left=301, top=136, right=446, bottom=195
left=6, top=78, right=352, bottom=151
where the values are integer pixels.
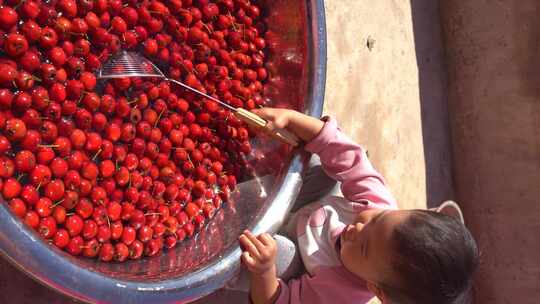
left=409, top=0, right=455, bottom=209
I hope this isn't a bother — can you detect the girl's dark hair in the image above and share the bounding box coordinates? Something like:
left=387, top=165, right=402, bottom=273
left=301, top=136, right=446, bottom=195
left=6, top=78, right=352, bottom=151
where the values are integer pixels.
left=381, top=210, right=479, bottom=304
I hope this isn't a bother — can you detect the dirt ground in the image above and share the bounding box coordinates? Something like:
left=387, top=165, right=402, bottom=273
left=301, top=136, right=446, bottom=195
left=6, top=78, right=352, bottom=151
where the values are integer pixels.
left=324, top=0, right=452, bottom=210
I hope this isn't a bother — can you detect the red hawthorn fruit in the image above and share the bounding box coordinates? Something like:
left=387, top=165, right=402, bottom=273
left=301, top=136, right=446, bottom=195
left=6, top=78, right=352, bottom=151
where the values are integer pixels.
left=0, top=0, right=270, bottom=262
left=0, top=7, right=18, bottom=30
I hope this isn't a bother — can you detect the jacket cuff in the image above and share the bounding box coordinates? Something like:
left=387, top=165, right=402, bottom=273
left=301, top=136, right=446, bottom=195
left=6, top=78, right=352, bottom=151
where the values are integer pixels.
left=305, top=116, right=338, bottom=154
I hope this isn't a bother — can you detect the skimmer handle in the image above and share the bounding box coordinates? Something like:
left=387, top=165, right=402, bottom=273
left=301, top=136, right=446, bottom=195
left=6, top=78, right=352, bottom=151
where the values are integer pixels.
left=235, top=108, right=300, bottom=147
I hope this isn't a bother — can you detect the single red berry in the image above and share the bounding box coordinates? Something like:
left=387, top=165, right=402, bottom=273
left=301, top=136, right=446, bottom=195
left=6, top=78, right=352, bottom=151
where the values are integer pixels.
left=82, top=219, right=98, bottom=240
left=67, top=151, right=85, bottom=170
left=4, top=119, right=27, bottom=142
left=144, top=238, right=162, bottom=257
left=97, top=225, right=112, bottom=243
left=111, top=221, right=123, bottom=240
left=85, top=132, right=102, bottom=152
left=0, top=135, right=11, bottom=154
left=121, top=226, right=136, bottom=245
left=194, top=214, right=205, bottom=229
left=81, top=162, right=99, bottom=181
left=24, top=210, right=40, bottom=228
left=66, top=236, right=84, bottom=256
left=185, top=202, right=200, bottom=218
left=99, top=243, right=114, bottom=262
left=70, top=129, right=87, bottom=150
left=50, top=157, right=69, bottom=178
left=65, top=214, right=84, bottom=237
left=2, top=178, right=21, bottom=200
left=4, top=34, right=29, bottom=57
left=82, top=239, right=100, bottom=258
left=35, top=197, right=53, bottom=217
left=98, top=160, right=114, bottom=178
left=107, top=201, right=122, bottom=221
left=176, top=228, right=187, bottom=242
left=54, top=137, right=72, bottom=157
left=44, top=179, right=65, bottom=201
left=14, top=150, right=36, bottom=173
left=9, top=198, right=27, bottom=218
left=20, top=185, right=39, bottom=206
left=183, top=222, right=195, bottom=237
left=52, top=206, right=67, bottom=225
left=79, top=179, right=93, bottom=197
left=129, top=240, right=144, bottom=260
left=165, top=235, right=177, bottom=249
left=53, top=229, right=71, bottom=249
left=90, top=186, right=107, bottom=205
left=38, top=216, right=57, bottom=239
left=114, top=242, right=129, bottom=262
left=64, top=170, right=81, bottom=190
left=75, top=198, right=94, bottom=219
left=138, top=225, right=153, bottom=243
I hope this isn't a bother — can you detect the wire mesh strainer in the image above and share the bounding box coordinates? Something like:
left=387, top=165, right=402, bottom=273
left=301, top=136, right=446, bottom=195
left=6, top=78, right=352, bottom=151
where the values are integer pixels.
left=97, top=51, right=299, bottom=146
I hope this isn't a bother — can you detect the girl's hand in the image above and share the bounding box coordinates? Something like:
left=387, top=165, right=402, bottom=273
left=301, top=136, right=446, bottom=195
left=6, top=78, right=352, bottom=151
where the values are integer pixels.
left=251, top=107, right=324, bottom=143
left=240, top=231, right=281, bottom=304
left=251, top=108, right=294, bottom=134
left=239, top=230, right=277, bottom=275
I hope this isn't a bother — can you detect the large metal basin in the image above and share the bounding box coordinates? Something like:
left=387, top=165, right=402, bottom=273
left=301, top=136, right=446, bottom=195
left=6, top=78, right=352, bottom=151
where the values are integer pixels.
left=0, top=0, right=326, bottom=303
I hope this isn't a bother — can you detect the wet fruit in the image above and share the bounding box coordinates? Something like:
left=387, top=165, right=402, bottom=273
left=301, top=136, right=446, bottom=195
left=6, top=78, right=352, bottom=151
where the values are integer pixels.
left=0, top=0, right=268, bottom=263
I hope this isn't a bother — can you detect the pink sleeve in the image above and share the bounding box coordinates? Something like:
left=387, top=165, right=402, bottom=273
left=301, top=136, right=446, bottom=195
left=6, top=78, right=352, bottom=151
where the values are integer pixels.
left=272, top=266, right=374, bottom=304
left=273, top=279, right=294, bottom=304
left=305, top=117, right=397, bottom=207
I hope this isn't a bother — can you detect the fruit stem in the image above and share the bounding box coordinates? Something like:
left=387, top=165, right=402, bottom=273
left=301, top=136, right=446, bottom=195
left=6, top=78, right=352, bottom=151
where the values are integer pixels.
left=234, top=94, right=246, bottom=101
left=92, top=149, right=102, bottom=161
left=144, top=212, right=162, bottom=216
left=38, top=144, right=60, bottom=148
left=201, top=22, right=214, bottom=34
left=68, top=32, right=86, bottom=37
left=228, top=12, right=238, bottom=31
left=154, top=109, right=165, bottom=128
left=13, top=0, right=27, bottom=10
left=186, top=153, right=194, bottom=167
left=77, top=93, right=86, bottom=104
left=51, top=199, right=64, bottom=208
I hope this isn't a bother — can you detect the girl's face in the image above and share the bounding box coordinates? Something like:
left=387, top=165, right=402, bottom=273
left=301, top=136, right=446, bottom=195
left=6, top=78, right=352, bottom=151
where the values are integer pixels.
left=340, top=209, right=410, bottom=285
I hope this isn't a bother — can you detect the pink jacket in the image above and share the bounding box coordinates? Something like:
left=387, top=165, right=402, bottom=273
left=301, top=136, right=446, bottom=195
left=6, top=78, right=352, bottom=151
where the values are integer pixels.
left=275, top=117, right=398, bottom=304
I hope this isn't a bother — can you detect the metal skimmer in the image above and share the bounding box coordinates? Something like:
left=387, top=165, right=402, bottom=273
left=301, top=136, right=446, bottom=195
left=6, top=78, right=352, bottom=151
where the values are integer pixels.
left=97, top=51, right=299, bottom=146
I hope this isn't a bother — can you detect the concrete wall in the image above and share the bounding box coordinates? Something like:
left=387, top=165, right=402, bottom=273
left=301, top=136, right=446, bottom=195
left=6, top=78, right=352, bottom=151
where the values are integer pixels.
left=440, top=1, right=540, bottom=303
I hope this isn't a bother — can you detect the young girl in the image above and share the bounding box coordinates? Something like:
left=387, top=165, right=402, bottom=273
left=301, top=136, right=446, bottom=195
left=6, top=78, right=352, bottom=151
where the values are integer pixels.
left=238, top=108, right=479, bottom=304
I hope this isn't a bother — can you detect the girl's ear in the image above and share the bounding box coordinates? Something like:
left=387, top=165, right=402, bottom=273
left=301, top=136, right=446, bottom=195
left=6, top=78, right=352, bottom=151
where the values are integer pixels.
left=366, top=281, right=386, bottom=303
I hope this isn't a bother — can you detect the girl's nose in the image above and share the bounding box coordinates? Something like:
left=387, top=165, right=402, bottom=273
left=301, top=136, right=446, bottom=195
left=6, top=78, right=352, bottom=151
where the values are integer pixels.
left=345, top=223, right=364, bottom=241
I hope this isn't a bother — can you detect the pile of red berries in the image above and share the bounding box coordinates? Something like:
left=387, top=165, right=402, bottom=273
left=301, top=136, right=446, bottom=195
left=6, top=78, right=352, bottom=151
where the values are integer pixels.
left=0, top=0, right=268, bottom=262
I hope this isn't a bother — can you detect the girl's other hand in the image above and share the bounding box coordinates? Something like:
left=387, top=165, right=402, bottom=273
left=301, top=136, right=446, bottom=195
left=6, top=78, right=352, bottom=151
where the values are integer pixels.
left=239, top=230, right=277, bottom=275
